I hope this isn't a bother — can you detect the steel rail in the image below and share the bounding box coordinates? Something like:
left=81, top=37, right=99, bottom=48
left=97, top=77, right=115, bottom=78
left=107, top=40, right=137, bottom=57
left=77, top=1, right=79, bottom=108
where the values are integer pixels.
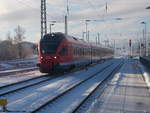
left=72, top=62, right=124, bottom=113
left=30, top=63, right=114, bottom=113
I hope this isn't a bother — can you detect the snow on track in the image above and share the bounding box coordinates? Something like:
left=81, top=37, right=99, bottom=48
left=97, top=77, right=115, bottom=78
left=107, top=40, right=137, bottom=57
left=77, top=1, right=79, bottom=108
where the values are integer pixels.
left=0, top=67, right=38, bottom=75
left=0, top=70, right=44, bottom=87
left=0, top=76, right=52, bottom=96
left=35, top=60, right=123, bottom=113
left=2, top=59, right=116, bottom=113
left=0, top=58, right=37, bottom=71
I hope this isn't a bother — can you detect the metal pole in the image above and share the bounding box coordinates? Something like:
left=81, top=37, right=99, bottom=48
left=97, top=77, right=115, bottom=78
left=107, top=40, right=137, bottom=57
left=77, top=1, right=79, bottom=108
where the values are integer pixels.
left=143, top=29, right=145, bottom=56
left=96, top=36, right=97, bottom=45
left=50, top=24, right=54, bottom=34
left=140, top=38, right=142, bottom=56
left=65, top=15, right=68, bottom=35
left=82, top=32, right=84, bottom=40
left=85, top=21, right=88, bottom=41
left=88, top=31, right=90, bottom=42
left=50, top=24, right=51, bottom=34
left=113, top=39, right=115, bottom=50
left=41, top=0, right=47, bottom=38
left=141, top=22, right=147, bottom=56
left=98, top=33, right=100, bottom=45
left=144, top=23, right=147, bottom=56
left=82, top=32, right=86, bottom=40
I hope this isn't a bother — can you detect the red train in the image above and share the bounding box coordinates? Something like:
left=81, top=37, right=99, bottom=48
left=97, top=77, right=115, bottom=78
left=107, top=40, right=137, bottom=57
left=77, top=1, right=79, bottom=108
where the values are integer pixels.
left=37, top=32, right=114, bottom=73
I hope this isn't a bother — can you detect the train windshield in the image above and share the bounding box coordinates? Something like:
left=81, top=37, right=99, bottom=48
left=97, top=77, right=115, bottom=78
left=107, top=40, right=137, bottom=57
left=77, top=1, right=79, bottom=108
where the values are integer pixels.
left=40, top=33, right=65, bottom=54
left=40, top=42, right=58, bottom=54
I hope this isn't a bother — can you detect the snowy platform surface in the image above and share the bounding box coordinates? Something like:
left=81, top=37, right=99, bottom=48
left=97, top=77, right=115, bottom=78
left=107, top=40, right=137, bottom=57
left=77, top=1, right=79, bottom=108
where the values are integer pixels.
left=87, top=59, right=150, bottom=113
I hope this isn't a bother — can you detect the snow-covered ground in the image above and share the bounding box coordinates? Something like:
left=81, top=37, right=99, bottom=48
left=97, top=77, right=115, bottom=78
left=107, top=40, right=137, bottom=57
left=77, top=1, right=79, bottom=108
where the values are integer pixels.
left=0, top=58, right=37, bottom=71
left=0, top=59, right=120, bottom=113
left=37, top=60, right=122, bottom=113
left=1, top=58, right=149, bottom=113
left=0, top=70, right=44, bottom=87
left=81, top=59, right=150, bottom=113
left=138, top=62, right=150, bottom=92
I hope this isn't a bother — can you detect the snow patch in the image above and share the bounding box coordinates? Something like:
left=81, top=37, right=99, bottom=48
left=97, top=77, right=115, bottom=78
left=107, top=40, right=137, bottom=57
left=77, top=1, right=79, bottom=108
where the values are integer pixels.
left=138, top=63, right=150, bottom=92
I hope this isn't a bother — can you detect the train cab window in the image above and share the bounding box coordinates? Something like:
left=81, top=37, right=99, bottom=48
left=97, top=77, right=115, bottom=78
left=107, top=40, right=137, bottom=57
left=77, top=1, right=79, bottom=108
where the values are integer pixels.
left=40, top=42, right=58, bottom=54
left=60, top=46, right=67, bottom=56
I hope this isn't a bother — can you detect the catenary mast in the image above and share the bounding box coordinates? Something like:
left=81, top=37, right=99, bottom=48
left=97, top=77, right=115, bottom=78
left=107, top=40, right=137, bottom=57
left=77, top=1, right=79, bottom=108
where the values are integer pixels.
left=41, top=0, right=47, bottom=38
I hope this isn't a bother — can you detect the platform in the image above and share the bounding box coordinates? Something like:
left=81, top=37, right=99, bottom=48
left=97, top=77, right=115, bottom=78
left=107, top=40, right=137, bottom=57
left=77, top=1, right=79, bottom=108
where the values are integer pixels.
left=88, top=60, right=150, bottom=113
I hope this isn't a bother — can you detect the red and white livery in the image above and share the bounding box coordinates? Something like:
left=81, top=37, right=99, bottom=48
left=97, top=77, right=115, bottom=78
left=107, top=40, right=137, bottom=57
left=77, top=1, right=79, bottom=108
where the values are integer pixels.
left=37, top=32, right=114, bottom=73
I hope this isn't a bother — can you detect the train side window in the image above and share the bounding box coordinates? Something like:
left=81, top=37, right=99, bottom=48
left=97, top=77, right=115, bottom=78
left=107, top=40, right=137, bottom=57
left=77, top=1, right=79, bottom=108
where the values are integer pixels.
left=73, top=47, right=77, bottom=56
left=77, top=47, right=79, bottom=56
left=73, top=48, right=75, bottom=56
left=60, top=47, right=67, bottom=56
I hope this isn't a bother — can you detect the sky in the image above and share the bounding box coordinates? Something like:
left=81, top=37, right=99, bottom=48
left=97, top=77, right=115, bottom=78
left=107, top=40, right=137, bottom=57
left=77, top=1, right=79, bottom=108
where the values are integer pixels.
left=0, top=0, right=150, bottom=47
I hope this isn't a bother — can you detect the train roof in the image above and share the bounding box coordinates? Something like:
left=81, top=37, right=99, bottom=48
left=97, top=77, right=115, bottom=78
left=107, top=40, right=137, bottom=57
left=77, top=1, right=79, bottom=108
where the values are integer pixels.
left=41, top=32, right=88, bottom=45
left=40, top=32, right=65, bottom=42
left=41, top=32, right=113, bottom=51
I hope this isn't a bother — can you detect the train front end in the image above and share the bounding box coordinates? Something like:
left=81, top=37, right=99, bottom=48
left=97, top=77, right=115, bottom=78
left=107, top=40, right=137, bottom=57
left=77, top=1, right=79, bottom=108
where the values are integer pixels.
left=37, top=33, right=65, bottom=73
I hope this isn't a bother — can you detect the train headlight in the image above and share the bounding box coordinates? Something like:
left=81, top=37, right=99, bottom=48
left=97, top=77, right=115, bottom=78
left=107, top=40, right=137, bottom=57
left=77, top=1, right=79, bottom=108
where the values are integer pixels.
left=54, top=56, right=57, bottom=59
left=40, top=57, right=43, bottom=59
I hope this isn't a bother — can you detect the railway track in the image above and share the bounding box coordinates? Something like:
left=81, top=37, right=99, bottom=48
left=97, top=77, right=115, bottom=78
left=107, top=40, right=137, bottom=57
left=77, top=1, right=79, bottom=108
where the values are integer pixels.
left=0, top=75, right=54, bottom=96
left=1, top=60, right=115, bottom=113
left=0, top=67, right=38, bottom=77
left=0, top=62, right=109, bottom=96
left=73, top=61, right=124, bottom=113
left=30, top=60, right=123, bottom=113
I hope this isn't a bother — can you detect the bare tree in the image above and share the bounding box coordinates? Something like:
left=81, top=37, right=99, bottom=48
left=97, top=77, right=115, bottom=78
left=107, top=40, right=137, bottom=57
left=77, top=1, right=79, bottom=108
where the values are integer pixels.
left=6, top=31, right=13, bottom=42
left=14, top=25, right=26, bottom=43
left=0, top=40, right=18, bottom=60
left=14, top=25, right=26, bottom=58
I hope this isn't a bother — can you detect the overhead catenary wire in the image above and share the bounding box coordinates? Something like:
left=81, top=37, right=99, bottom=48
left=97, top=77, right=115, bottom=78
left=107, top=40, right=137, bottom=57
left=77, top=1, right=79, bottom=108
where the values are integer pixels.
left=15, top=0, right=39, bottom=10
left=15, top=0, right=51, bottom=17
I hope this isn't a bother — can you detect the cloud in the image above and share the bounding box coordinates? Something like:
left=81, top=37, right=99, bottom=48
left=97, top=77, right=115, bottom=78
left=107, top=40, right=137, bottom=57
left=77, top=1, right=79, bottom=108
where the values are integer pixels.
left=0, top=0, right=149, bottom=44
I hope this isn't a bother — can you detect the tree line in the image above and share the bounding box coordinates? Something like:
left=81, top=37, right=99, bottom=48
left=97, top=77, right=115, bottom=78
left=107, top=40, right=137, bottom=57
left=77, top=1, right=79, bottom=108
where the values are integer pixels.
left=0, top=25, right=37, bottom=61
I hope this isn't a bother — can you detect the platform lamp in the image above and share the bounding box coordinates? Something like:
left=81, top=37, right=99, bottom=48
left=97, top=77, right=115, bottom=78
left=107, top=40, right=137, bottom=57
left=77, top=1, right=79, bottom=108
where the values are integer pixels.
left=85, top=20, right=91, bottom=42
left=49, top=21, right=56, bottom=34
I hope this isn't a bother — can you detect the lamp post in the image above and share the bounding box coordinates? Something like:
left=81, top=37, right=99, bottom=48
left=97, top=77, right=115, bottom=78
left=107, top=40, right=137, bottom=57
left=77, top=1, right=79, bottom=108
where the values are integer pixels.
left=50, top=24, right=54, bottom=34
left=85, top=20, right=91, bottom=42
left=82, top=32, right=86, bottom=40
left=141, top=21, right=147, bottom=56
left=49, top=21, right=56, bottom=34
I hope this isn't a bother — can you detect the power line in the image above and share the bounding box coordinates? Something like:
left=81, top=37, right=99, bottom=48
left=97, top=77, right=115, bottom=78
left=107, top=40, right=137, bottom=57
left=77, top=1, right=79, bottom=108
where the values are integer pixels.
left=15, top=0, right=39, bottom=10
left=15, top=0, right=51, bottom=17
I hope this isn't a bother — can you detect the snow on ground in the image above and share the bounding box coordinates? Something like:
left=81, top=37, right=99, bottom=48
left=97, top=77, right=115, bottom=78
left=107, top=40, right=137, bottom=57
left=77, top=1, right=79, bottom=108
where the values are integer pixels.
left=37, top=61, right=121, bottom=113
left=1, top=58, right=149, bottom=113
left=138, top=62, right=150, bottom=92
left=0, top=70, right=44, bottom=87
left=0, top=58, right=37, bottom=71
left=0, top=63, right=15, bottom=71
left=0, top=67, right=38, bottom=75
left=0, top=58, right=40, bottom=86
left=85, top=59, right=150, bottom=113
left=1, top=60, right=117, bottom=112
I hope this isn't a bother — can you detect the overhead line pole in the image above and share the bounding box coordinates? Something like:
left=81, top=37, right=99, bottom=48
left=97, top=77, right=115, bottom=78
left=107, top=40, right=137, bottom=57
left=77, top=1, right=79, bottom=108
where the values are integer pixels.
left=65, top=0, right=69, bottom=35
left=41, top=0, right=47, bottom=39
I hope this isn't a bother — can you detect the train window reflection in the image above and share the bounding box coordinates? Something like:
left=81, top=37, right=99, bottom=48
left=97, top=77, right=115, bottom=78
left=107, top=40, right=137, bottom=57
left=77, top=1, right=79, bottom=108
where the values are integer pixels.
left=40, top=42, right=58, bottom=54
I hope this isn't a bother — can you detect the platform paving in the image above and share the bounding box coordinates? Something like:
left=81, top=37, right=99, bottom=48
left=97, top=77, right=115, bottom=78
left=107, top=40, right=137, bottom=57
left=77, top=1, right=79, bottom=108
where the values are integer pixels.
left=88, top=60, right=150, bottom=113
